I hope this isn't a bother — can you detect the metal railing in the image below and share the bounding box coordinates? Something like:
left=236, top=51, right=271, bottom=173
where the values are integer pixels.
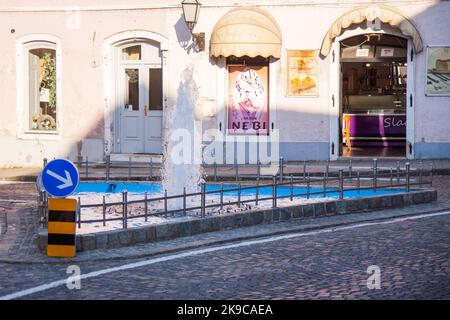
left=61, top=155, right=163, bottom=181
left=37, top=159, right=433, bottom=229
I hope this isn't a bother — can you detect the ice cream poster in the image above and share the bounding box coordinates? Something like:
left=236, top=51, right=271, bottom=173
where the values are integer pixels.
left=286, top=50, right=318, bottom=96
left=227, top=65, right=269, bottom=135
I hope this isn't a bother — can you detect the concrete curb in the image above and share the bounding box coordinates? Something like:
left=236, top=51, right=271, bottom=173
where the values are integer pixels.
left=35, top=188, right=437, bottom=254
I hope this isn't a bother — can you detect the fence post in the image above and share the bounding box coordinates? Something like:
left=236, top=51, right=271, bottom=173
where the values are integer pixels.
left=372, top=158, right=378, bottom=191
left=37, top=191, right=42, bottom=226
left=164, top=190, right=168, bottom=215
left=406, top=162, right=410, bottom=192
left=349, top=159, right=352, bottom=179
left=128, top=156, right=132, bottom=180
left=390, top=168, right=393, bottom=186
left=220, top=184, right=224, bottom=211
left=279, top=157, right=284, bottom=182
left=303, top=161, right=306, bottom=182
left=85, top=156, right=89, bottom=179
left=102, top=195, right=106, bottom=227
left=357, top=171, right=361, bottom=194
left=237, top=183, right=241, bottom=208
left=306, top=173, right=310, bottom=199
left=272, top=175, right=277, bottom=208
left=323, top=171, right=327, bottom=197
left=214, top=161, right=217, bottom=182
left=183, top=187, right=187, bottom=216
left=257, top=160, right=261, bottom=180
left=105, top=154, right=110, bottom=181
left=339, top=169, right=344, bottom=200
left=149, top=158, right=153, bottom=180
left=44, top=192, right=48, bottom=226
left=419, top=160, right=423, bottom=185
left=290, top=174, right=294, bottom=201
left=396, top=161, right=400, bottom=183
left=144, top=192, right=148, bottom=221
left=77, top=197, right=81, bottom=229
left=122, top=191, right=128, bottom=229
left=430, top=162, right=434, bottom=186
left=201, top=182, right=206, bottom=218
left=255, top=178, right=259, bottom=206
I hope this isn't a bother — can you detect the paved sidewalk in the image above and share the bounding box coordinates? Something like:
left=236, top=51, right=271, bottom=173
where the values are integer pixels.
left=1, top=159, right=449, bottom=181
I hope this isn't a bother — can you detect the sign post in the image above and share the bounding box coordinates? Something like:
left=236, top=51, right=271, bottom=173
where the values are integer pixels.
left=41, top=159, right=79, bottom=257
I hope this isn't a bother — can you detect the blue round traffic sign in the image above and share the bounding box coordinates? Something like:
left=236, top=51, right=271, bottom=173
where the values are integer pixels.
left=41, top=159, right=79, bottom=197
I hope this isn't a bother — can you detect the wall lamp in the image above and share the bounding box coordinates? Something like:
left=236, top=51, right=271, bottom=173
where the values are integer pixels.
left=181, top=0, right=205, bottom=51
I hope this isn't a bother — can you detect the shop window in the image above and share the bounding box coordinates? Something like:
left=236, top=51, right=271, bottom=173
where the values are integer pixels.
left=26, top=44, right=58, bottom=131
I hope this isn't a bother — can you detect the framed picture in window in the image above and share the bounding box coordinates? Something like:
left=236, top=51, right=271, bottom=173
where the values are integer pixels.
left=425, top=45, right=450, bottom=96
left=286, top=49, right=319, bottom=97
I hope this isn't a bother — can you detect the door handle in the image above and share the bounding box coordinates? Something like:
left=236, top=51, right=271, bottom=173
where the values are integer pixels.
left=144, top=105, right=149, bottom=116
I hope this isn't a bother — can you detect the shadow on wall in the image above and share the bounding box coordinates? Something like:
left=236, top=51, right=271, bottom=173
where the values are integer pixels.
left=23, top=1, right=450, bottom=167
left=174, top=14, right=198, bottom=54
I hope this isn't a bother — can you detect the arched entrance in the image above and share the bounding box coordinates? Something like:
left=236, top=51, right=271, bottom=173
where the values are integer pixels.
left=322, top=5, right=423, bottom=160
left=210, top=7, right=281, bottom=164
left=103, top=31, right=168, bottom=155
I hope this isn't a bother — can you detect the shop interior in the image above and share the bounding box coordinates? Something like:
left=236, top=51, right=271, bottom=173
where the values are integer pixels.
left=340, top=34, right=407, bottom=157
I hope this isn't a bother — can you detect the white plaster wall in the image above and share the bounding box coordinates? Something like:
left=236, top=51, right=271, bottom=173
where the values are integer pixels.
left=0, top=0, right=449, bottom=167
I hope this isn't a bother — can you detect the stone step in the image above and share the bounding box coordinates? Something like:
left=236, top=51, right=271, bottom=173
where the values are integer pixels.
left=109, top=153, right=163, bottom=164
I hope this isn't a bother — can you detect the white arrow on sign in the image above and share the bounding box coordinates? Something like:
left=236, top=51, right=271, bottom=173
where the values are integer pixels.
left=46, top=169, right=73, bottom=190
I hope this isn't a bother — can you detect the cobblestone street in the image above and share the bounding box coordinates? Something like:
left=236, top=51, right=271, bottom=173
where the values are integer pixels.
left=0, top=175, right=449, bottom=300
left=0, top=210, right=449, bottom=299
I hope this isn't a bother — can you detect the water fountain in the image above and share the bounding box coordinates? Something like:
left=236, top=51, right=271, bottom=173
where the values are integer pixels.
left=162, top=67, right=203, bottom=208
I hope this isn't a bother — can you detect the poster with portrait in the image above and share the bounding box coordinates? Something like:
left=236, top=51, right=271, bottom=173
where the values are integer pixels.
left=286, top=50, right=319, bottom=97
left=426, top=46, right=450, bottom=96
left=227, top=65, right=269, bottom=135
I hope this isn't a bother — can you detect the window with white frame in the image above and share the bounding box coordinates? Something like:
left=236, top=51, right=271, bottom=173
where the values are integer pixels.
left=22, top=41, right=58, bottom=132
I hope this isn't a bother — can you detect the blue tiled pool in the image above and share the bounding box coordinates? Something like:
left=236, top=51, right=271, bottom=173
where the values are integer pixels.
left=75, top=182, right=407, bottom=199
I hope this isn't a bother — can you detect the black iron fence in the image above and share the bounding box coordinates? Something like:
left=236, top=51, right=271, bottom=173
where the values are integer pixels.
left=37, top=159, right=433, bottom=229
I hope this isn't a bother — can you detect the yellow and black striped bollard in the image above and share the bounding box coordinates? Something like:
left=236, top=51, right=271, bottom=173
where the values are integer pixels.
left=47, top=198, right=77, bottom=257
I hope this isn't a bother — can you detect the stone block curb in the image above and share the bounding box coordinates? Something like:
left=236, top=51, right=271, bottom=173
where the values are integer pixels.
left=35, top=188, right=437, bottom=254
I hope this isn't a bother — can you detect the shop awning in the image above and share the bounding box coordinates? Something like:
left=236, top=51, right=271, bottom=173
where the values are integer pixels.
left=320, top=5, right=423, bottom=57
left=210, top=7, right=282, bottom=58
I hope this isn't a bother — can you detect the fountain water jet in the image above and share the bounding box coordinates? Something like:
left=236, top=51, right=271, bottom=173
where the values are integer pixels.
left=162, top=67, right=203, bottom=209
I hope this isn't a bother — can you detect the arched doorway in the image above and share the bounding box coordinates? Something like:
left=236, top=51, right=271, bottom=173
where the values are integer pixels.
left=103, top=31, right=168, bottom=155
left=340, top=33, right=408, bottom=157
left=322, top=5, right=423, bottom=160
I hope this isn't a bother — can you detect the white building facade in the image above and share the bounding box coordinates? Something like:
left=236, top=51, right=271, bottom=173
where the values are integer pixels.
left=0, top=0, right=449, bottom=167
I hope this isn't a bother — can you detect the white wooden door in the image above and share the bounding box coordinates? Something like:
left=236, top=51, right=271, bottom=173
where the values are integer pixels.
left=144, top=67, right=163, bottom=154
left=119, top=65, right=163, bottom=154
left=120, top=66, right=144, bottom=153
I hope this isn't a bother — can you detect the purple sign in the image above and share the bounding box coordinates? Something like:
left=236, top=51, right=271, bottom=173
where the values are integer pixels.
left=345, top=114, right=406, bottom=147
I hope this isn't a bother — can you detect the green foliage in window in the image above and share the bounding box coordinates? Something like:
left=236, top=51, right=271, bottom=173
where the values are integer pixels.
left=42, top=52, right=57, bottom=111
